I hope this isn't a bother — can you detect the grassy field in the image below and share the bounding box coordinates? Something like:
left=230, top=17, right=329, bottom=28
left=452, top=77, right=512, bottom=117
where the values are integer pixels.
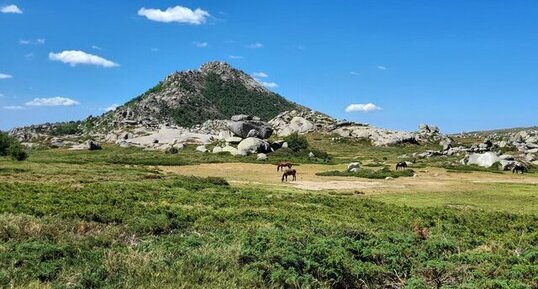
left=0, top=144, right=537, bottom=288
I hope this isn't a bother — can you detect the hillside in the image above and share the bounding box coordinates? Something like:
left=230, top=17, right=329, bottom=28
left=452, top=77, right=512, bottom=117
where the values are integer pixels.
left=90, top=61, right=300, bottom=132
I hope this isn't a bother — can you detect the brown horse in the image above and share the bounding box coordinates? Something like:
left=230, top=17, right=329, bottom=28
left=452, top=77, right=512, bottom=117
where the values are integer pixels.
left=277, top=161, right=292, bottom=172
left=512, top=164, right=526, bottom=174
left=395, top=162, right=408, bottom=170
left=281, top=169, right=297, bottom=182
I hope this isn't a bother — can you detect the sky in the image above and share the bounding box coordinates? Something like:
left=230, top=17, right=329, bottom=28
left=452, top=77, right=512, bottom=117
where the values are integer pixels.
left=1, top=1, right=538, bottom=133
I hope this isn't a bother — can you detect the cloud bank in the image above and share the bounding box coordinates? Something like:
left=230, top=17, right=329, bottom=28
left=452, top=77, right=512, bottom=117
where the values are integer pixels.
left=25, top=97, right=80, bottom=107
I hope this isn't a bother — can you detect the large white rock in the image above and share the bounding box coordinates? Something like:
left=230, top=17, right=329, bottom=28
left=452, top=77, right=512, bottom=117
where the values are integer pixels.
left=196, top=145, right=208, bottom=153
left=277, top=116, right=315, bottom=137
left=126, top=127, right=216, bottom=148
left=347, top=162, right=361, bottom=172
left=466, top=152, right=501, bottom=167
left=212, top=146, right=223, bottom=153
left=222, top=145, right=247, bottom=156
left=237, top=137, right=271, bottom=154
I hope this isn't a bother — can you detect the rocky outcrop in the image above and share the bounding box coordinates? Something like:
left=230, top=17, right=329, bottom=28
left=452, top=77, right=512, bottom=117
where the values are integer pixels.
left=331, top=125, right=417, bottom=146
left=269, top=110, right=334, bottom=136
left=228, top=119, right=273, bottom=139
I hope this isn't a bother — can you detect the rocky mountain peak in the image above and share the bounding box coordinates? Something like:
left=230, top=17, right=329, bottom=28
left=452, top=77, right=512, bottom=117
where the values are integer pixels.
left=199, top=61, right=234, bottom=74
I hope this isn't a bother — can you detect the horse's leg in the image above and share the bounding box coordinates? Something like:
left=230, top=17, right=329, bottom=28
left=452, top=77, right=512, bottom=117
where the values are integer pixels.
left=293, top=173, right=296, bottom=181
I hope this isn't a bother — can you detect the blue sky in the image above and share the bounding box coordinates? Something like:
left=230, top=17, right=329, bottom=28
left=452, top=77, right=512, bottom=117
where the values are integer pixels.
left=1, top=1, right=537, bottom=133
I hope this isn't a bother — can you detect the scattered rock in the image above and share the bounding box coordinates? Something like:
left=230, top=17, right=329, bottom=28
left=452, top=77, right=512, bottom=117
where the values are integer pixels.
left=257, top=153, right=268, bottom=161
left=231, top=114, right=252, bottom=121
left=196, top=145, right=208, bottom=153
left=69, top=140, right=102, bottom=151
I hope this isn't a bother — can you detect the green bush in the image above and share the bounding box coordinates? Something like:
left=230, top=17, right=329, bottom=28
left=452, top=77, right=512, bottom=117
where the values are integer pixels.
left=50, top=122, right=82, bottom=136
left=284, top=133, right=309, bottom=152
left=8, top=143, right=28, bottom=161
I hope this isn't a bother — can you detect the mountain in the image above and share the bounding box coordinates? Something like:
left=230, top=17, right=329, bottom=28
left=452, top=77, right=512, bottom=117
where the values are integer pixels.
left=89, top=61, right=301, bottom=133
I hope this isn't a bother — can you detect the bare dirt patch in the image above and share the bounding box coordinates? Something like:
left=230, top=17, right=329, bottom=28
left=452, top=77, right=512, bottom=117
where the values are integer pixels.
left=159, top=163, right=538, bottom=193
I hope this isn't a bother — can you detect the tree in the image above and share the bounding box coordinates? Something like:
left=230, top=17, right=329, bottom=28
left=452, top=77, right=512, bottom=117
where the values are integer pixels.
left=0, top=132, right=14, bottom=156
left=0, top=132, right=28, bottom=161
left=284, top=133, right=309, bottom=152
left=8, top=143, right=28, bottom=161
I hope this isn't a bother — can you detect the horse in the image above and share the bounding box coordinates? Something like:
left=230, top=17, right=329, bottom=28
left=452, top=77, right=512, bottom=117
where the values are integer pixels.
left=395, top=161, right=408, bottom=170
left=512, top=164, right=526, bottom=174
left=277, top=161, right=292, bottom=172
left=281, top=169, right=297, bottom=182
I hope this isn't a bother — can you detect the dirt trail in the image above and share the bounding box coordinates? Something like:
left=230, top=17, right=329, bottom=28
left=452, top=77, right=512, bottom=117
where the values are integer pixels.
left=158, top=163, right=538, bottom=193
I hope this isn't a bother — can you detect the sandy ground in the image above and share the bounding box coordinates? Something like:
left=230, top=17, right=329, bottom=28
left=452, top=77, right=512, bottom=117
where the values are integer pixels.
left=158, top=163, right=538, bottom=193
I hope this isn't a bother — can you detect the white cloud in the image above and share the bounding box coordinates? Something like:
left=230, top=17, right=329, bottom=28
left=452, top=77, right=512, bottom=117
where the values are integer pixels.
left=252, top=72, right=268, bottom=78
left=246, top=42, right=263, bottom=49
left=345, top=103, right=381, bottom=112
left=229, top=55, right=243, bottom=59
left=3, top=105, right=25, bottom=110
left=91, top=45, right=102, bottom=50
left=25, top=97, right=80, bottom=107
left=138, top=6, right=209, bottom=25
left=104, top=104, right=119, bottom=112
left=377, top=65, right=387, bottom=70
left=350, top=71, right=359, bottom=76
left=0, top=73, right=13, bottom=79
left=24, top=52, right=35, bottom=60
left=49, top=50, right=119, bottom=68
left=19, top=38, right=45, bottom=45
left=1, top=4, right=22, bottom=14
left=262, top=82, right=278, bottom=88
left=193, top=41, right=208, bottom=48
